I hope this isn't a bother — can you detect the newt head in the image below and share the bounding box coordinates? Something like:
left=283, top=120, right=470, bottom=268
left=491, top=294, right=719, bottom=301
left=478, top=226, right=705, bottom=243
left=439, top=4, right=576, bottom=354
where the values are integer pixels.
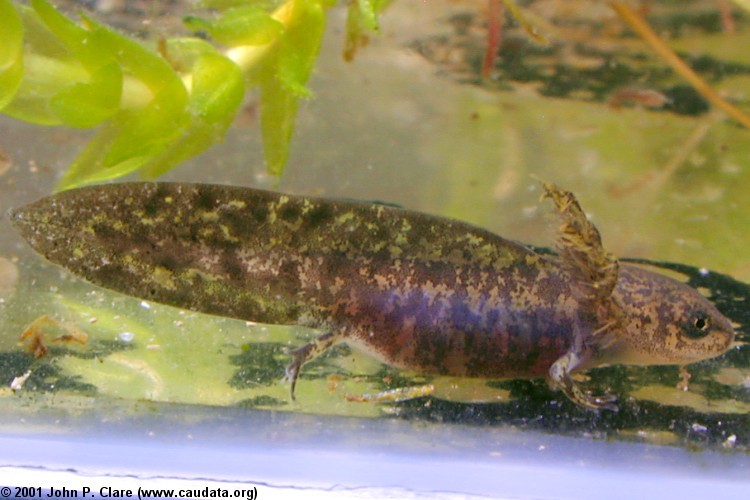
left=541, top=181, right=735, bottom=410
left=611, top=265, right=736, bottom=366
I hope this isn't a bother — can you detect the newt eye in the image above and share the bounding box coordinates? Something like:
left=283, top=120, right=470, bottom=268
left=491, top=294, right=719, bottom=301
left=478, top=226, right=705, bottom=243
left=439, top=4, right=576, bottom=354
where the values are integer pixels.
left=686, top=315, right=711, bottom=339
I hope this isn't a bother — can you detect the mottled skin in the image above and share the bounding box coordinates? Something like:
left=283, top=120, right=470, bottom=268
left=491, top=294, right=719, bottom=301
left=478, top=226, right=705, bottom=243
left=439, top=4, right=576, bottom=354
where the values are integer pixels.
left=8, top=182, right=736, bottom=409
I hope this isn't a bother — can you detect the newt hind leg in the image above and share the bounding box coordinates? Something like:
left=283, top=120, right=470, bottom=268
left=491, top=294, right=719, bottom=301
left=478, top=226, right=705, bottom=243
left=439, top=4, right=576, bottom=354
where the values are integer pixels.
left=284, top=330, right=344, bottom=400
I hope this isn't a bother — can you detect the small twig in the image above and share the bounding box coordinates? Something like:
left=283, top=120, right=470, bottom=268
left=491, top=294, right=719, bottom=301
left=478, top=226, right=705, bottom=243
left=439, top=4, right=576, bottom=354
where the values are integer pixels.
left=608, top=112, right=721, bottom=197
left=729, top=0, right=750, bottom=14
left=650, top=112, right=721, bottom=190
left=501, top=0, right=548, bottom=44
left=482, top=0, right=504, bottom=80
left=610, top=1, right=750, bottom=129
left=610, top=2, right=750, bottom=128
left=716, top=0, right=736, bottom=34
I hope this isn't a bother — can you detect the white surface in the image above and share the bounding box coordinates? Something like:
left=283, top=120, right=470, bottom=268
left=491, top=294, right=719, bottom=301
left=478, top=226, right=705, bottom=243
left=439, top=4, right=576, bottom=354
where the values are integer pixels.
left=1, top=404, right=749, bottom=500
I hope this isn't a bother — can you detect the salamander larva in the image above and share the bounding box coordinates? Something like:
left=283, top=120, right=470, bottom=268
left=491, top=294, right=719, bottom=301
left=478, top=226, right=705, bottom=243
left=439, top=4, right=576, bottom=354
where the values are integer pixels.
left=8, top=182, right=736, bottom=409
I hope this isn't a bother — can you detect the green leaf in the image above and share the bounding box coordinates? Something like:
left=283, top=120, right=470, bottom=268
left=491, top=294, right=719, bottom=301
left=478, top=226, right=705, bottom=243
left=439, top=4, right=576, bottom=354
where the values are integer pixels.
left=1, top=53, right=89, bottom=125
left=0, top=0, right=23, bottom=71
left=260, top=72, right=297, bottom=176
left=50, top=62, right=122, bottom=127
left=19, top=2, right=69, bottom=60
left=354, top=0, right=381, bottom=32
left=142, top=53, right=245, bottom=178
left=163, top=37, right=219, bottom=73
left=102, top=79, right=189, bottom=168
left=56, top=52, right=244, bottom=186
left=5, top=2, right=184, bottom=127
left=56, top=78, right=189, bottom=190
left=276, top=0, right=326, bottom=97
left=7, top=0, right=343, bottom=184
left=1, top=2, right=95, bottom=123
left=343, top=0, right=392, bottom=61
left=256, top=0, right=330, bottom=176
left=188, top=53, right=245, bottom=125
left=0, top=0, right=24, bottom=109
left=30, top=0, right=111, bottom=72
left=184, top=7, right=284, bottom=47
left=0, top=59, right=23, bottom=111
left=81, top=14, right=180, bottom=95
left=56, top=119, right=132, bottom=191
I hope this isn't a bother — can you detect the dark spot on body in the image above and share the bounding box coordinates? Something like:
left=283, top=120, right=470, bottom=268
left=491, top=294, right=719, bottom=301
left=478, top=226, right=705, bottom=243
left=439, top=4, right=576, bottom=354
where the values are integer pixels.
left=195, top=190, right=219, bottom=210
left=156, top=254, right=179, bottom=272
left=163, top=288, right=195, bottom=311
left=280, top=204, right=302, bottom=222
left=223, top=257, right=245, bottom=281
left=464, top=336, right=496, bottom=377
left=306, top=204, right=333, bottom=227
left=140, top=241, right=160, bottom=257
left=426, top=334, right=452, bottom=375
left=91, top=261, right=129, bottom=288
left=277, top=260, right=302, bottom=291
left=93, top=223, right=120, bottom=239
left=222, top=210, right=250, bottom=235
left=143, top=186, right=170, bottom=216
left=285, top=304, right=301, bottom=320
left=251, top=205, right=269, bottom=223
left=464, top=329, right=475, bottom=353
left=370, top=225, right=391, bottom=242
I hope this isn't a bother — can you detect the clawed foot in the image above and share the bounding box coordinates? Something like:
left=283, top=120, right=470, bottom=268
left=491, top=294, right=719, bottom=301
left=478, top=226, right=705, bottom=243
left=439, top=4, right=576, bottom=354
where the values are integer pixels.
left=282, top=344, right=312, bottom=401
left=571, top=390, right=618, bottom=412
left=282, top=331, right=340, bottom=401
left=550, top=350, right=619, bottom=411
left=553, top=373, right=618, bottom=411
left=346, top=384, right=436, bottom=403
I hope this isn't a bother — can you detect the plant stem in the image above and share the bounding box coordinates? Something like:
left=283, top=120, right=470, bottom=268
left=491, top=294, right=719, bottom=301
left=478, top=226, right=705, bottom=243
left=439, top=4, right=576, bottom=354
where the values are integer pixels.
left=610, top=1, right=750, bottom=129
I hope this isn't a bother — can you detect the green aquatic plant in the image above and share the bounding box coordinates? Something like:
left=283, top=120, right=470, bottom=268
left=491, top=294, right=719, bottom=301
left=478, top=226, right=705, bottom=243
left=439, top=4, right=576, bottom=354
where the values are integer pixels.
left=0, top=0, right=391, bottom=189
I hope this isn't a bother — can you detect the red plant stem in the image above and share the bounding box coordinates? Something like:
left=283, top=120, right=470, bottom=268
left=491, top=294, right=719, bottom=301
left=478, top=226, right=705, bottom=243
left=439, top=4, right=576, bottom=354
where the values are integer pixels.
left=482, top=0, right=504, bottom=80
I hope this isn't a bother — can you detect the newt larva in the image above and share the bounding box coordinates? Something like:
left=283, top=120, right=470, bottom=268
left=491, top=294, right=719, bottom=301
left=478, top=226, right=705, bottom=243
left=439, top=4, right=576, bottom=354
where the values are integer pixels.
left=8, top=181, right=736, bottom=409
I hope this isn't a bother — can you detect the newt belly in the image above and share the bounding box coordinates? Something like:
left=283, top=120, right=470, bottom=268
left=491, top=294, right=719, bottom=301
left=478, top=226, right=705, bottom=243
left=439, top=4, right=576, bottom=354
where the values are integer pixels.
left=8, top=182, right=736, bottom=409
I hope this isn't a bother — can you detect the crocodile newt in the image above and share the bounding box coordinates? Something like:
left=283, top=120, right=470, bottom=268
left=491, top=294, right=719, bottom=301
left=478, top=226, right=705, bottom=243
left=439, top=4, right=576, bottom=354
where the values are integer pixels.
left=8, top=181, right=736, bottom=409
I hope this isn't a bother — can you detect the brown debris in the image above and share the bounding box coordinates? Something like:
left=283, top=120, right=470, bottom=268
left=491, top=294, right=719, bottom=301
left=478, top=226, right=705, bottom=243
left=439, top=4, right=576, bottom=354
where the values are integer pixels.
left=19, top=315, right=89, bottom=359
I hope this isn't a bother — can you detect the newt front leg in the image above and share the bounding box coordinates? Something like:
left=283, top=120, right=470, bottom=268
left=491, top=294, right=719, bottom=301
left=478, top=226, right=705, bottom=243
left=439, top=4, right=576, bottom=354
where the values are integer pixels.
left=542, top=181, right=623, bottom=410
left=548, top=339, right=617, bottom=411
